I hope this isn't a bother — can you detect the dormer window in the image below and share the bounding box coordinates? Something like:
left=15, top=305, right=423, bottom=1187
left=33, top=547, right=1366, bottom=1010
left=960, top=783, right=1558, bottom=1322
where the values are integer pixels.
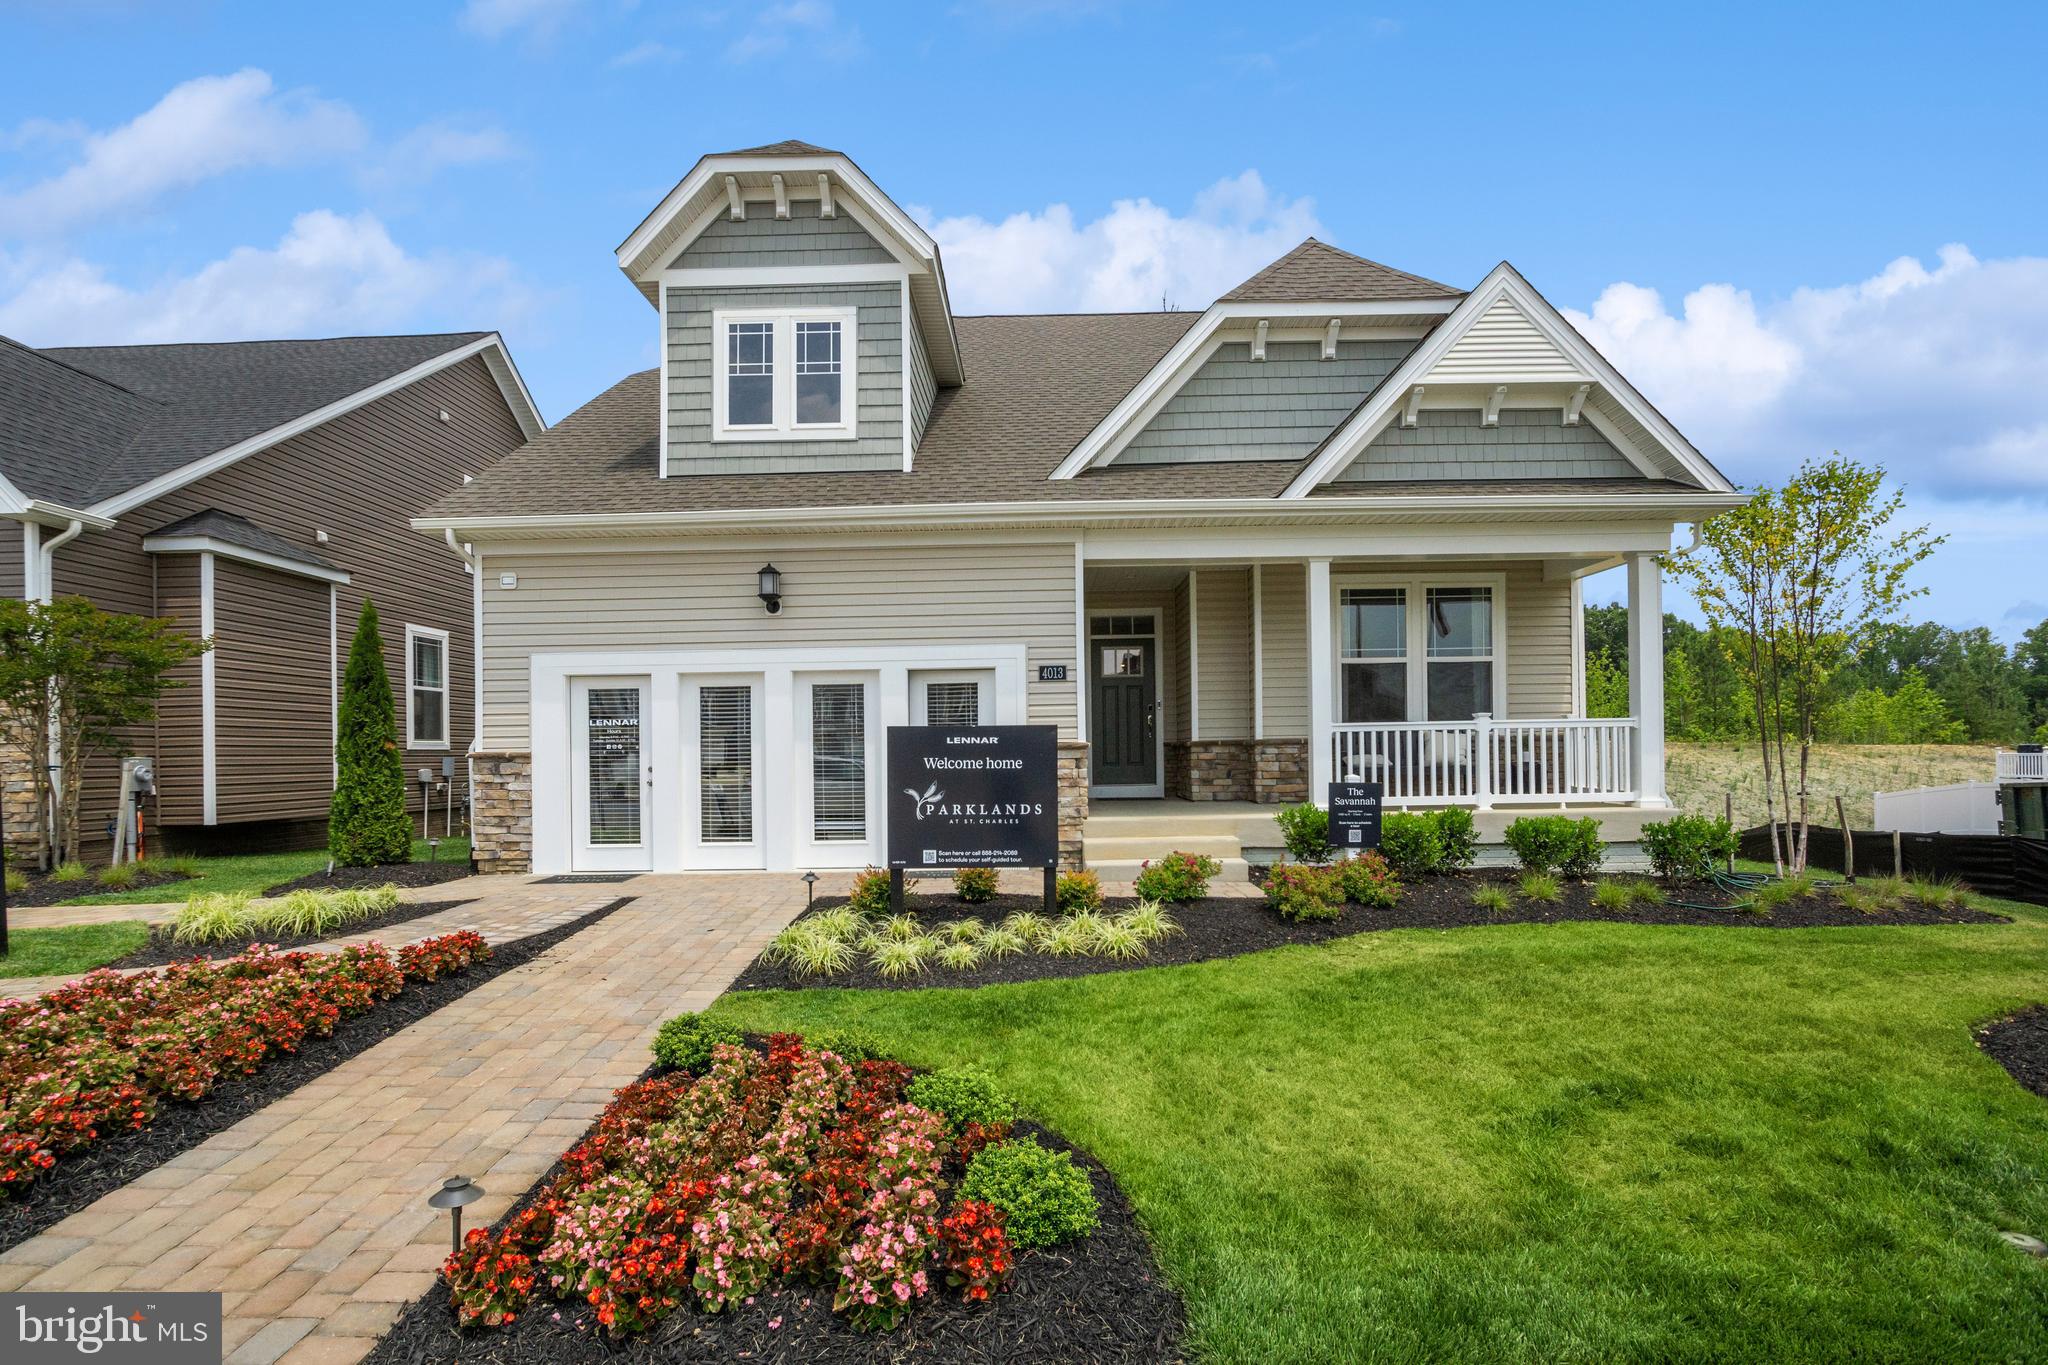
left=712, top=306, right=857, bottom=440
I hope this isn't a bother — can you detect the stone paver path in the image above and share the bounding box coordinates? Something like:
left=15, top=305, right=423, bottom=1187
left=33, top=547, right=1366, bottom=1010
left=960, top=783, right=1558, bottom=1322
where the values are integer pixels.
left=0, top=873, right=806, bottom=1364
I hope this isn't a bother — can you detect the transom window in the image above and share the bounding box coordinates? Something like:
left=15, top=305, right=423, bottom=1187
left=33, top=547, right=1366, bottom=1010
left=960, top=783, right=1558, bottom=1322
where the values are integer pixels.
left=405, top=625, right=450, bottom=749
left=1338, top=581, right=1499, bottom=723
left=712, top=308, right=856, bottom=440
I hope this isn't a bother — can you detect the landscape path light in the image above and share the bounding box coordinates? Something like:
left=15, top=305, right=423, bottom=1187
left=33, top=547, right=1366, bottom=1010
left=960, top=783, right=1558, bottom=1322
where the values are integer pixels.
left=803, top=870, right=818, bottom=906
left=428, top=1175, right=485, bottom=1254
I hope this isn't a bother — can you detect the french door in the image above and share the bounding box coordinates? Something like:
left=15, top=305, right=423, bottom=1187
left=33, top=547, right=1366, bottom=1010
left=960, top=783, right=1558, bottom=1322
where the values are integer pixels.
left=570, top=677, right=652, bottom=872
left=795, top=674, right=879, bottom=868
left=683, top=676, right=765, bottom=869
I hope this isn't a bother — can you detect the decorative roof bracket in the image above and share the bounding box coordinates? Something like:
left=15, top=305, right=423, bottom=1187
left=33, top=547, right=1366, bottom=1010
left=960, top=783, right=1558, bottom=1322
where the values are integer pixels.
left=1482, top=385, right=1507, bottom=427
left=1323, top=318, right=1342, bottom=360
left=723, top=175, right=744, bottom=221
left=1563, top=383, right=1590, bottom=426
left=817, top=173, right=835, bottom=218
left=1251, top=319, right=1269, bottom=361
left=1401, top=385, right=1425, bottom=428
left=771, top=174, right=789, bottom=219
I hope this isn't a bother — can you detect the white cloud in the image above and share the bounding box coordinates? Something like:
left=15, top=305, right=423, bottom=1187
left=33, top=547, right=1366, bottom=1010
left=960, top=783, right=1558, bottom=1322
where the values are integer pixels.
left=0, top=210, right=526, bottom=345
left=0, top=69, right=363, bottom=235
left=1565, top=245, right=2048, bottom=500
left=458, top=0, right=583, bottom=39
left=364, top=120, right=518, bottom=190
left=609, top=40, right=680, bottom=68
left=726, top=1, right=864, bottom=62
left=924, top=169, right=1321, bottom=314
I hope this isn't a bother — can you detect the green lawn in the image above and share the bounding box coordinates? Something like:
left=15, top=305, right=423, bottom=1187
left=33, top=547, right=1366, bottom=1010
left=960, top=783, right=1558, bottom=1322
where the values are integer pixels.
left=50, top=836, right=469, bottom=906
left=711, top=899, right=2048, bottom=1362
left=0, top=920, right=149, bottom=980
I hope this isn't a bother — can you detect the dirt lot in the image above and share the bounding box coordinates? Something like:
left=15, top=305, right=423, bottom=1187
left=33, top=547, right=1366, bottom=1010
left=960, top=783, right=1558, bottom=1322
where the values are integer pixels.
left=1666, top=742, right=1998, bottom=828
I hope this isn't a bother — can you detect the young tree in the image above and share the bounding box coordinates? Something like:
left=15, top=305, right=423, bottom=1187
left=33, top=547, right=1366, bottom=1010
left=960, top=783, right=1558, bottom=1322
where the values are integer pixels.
left=1667, top=457, right=1941, bottom=873
left=0, top=597, right=209, bottom=866
left=330, top=599, right=411, bottom=866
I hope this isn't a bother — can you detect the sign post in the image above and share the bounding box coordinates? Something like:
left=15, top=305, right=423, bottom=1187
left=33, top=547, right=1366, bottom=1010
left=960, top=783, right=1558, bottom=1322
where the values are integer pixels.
left=888, top=725, right=1061, bottom=913
left=1327, top=781, right=1384, bottom=854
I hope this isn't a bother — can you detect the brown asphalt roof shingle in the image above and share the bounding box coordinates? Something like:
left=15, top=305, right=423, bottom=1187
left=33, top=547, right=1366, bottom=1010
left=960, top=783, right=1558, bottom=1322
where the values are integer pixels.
left=717, top=139, right=842, bottom=157
left=1220, top=239, right=1463, bottom=303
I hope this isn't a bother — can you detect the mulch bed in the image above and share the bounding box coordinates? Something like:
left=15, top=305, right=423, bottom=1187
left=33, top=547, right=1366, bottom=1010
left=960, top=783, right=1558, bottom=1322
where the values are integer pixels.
left=1977, top=1005, right=2048, bottom=1101
left=5, top=867, right=193, bottom=908
left=267, top=860, right=476, bottom=896
left=0, top=896, right=633, bottom=1255
left=365, top=1095, right=1184, bottom=1365
left=101, top=900, right=473, bottom=970
left=732, top=875, right=2009, bottom=994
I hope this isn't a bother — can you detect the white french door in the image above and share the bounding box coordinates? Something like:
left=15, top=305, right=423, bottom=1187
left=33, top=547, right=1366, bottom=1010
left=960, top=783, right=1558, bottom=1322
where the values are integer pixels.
left=570, top=677, right=652, bottom=872
left=683, top=675, right=765, bottom=869
left=795, top=674, right=880, bottom=869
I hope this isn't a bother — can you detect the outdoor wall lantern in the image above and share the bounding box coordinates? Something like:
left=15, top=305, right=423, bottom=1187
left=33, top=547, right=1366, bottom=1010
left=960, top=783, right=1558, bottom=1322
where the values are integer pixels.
left=757, top=563, right=783, bottom=614
left=429, top=1175, right=485, bottom=1253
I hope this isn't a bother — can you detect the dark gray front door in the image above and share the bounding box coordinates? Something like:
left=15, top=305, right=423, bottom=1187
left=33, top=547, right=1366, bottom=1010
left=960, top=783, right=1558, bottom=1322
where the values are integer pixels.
left=1091, top=636, right=1157, bottom=788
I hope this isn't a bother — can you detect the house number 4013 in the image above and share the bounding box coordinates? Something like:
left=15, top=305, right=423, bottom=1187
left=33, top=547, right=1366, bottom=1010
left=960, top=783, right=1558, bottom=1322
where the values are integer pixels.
left=1037, top=665, right=1068, bottom=681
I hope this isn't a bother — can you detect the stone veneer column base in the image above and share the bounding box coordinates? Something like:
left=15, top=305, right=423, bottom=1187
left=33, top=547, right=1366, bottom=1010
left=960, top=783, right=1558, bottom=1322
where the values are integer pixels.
left=1057, top=740, right=1089, bottom=870
left=469, top=750, right=533, bottom=874
left=1167, top=740, right=1256, bottom=802
left=0, top=730, right=42, bottom=866
left=1252, top=738, right=1310, bottom=805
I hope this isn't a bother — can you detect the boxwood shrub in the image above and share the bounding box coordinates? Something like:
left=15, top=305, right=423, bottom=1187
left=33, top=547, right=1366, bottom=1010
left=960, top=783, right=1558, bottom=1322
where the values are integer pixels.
left=959, top=1139, right=1100, bottom=1250
left=1432, top=806, right=1478, bottom=872
left=1503, top=815, right=1604, bottom=879
left=1639, top=814, right=1738, bottom=882
left=905, top=1065, right=1017, bottom=1136
left=1275, top=802, right=1333, bottom=863
left=952, top=866, right=999, bottom=903
left=651, top=1011, right=745, bottom=1073
left=1378, top=812, right=1445, bottom=876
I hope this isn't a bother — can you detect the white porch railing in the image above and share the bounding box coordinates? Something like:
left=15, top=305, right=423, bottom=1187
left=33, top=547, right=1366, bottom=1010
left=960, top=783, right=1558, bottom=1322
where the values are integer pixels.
left=1330, top=714, right=1640, bottom=807
left=1996, top=749, right=2048, bottom=783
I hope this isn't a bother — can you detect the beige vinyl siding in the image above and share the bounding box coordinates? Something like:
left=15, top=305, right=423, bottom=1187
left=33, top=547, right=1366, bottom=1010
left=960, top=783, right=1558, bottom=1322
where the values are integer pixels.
left=671, top=198, right=895, bottom=270
left=1502, top=562, right=1575, bottom=717
left=1083, top=590, right=1178, bottom=746
left=1258, top=562, right=1308, bottom=738
left=481, top=538, right=1081, bottom=745
left=211, top=559, right=332, bottom=823
left=1429, top=296, right=1585, bottom=381
left=1193, top=567, right=1253, bottom=740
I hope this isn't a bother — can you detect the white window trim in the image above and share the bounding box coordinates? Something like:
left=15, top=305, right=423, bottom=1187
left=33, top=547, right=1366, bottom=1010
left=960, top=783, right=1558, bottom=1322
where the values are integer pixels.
left=1332, top=572, right=1509, bottom=722
left=405, top=624, right=452, bottom=751
left=711, top=306, right=858, bottom=441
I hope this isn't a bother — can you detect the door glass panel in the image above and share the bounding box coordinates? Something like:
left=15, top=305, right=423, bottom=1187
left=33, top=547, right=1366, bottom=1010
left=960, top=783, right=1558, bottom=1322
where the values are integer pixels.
left=1099, top=646, right=1145, bottom=677
left=812, top=684, right=866, bottom=842
left=586, top=688, right=641, bottom=845
left=924, top=681, right=980, bottom=727
left=700, top=686, right=753, bottom=843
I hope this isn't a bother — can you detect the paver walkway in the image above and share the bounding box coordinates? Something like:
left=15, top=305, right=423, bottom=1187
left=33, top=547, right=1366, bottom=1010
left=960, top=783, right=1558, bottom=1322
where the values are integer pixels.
left=0, top=873, right=808, bottom=1365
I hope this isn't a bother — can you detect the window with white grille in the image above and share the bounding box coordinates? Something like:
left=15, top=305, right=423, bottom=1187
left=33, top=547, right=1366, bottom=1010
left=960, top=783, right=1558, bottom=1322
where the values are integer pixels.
left=712, top=308, right=856, bottom=439
left=811, top=684, right=866, bottom=842
left=406, top=625, right=450, bottom=748
left=699, top=686, right=753, bottom=844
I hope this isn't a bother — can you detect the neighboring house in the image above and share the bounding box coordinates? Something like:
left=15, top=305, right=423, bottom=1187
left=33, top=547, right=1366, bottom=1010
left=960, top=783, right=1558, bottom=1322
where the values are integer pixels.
left=416, top=141, right=1746, bottom=878
left=0, top=331, right=543, bottom=860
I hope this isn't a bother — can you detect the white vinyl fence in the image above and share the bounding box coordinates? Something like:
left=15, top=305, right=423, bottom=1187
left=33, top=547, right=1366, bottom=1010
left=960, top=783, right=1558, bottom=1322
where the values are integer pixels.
left=1871, top=782, right=2001, bottom=835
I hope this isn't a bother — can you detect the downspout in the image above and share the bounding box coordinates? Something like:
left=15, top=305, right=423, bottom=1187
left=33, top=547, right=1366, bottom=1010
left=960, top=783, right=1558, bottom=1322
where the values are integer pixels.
left=445, top=528, right=482, bottom=862
left=35, top=519, right=85, bottom=862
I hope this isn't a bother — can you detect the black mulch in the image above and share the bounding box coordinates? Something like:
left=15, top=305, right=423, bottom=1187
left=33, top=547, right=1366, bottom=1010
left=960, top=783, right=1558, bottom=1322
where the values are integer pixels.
left=5, top=868, right=193, bottom=908
left=101, top=900, right=473, bottom=970
left=0, top=896, right=632, bottom=1256
left=1977, top=1005, right=2048, bottom=1101
left=266, top=860, right=477, bottom=896
left=732, top=874, right=2009, bottom=994
left=364, top=1100, right=1183, bottom=1365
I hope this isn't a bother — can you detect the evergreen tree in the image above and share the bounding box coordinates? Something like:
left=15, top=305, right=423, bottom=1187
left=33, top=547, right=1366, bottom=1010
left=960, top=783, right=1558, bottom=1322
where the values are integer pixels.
left=330, top=599, right=411, bottom=866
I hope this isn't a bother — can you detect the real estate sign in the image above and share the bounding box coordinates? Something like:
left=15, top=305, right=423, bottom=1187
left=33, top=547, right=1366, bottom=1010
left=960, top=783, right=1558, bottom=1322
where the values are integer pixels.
left=1328, top=781, right=1384, bottom=851
left=887, top=725, right=1059, bottom=871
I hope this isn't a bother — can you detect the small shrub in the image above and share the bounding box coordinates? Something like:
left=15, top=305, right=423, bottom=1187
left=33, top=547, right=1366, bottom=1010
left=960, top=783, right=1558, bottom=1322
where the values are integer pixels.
left=49, top=862, right=89, bottom=884
left=1471, top=884, right=1513, bottom=914
left=952, top=866, right=999, bottom=903
left=1336, top=851, right=1401, bottom=908
left=1116, top=902, right=1182, bottom=943
left=870, top=937, right=933, bottom=979
left=999, top=911, right=1050, bottom=946
left=1907, top=876, right=1968, bottom=910
left=1131, top=851, right=1221, bottom=904
left=1046, top=912, right=1108, bottom=956
left=1264, top=862, right=1342, bottom=922
left=848, top=867, right=893, bottom=917
left=1862, top=875, right=1909, bottom=907
left=1092, top=919, right=1147, bottom=960
left=253, top=890, right=347, bottom=938
left=651, top=1011, right=745, bottom=1072
left=1378, top=813, right=1445, bottom=877
left=1622, top=878, right=1665, bottom=907
left=1835, top=884, right=1881, bottom=915
left=1055, top=870, right=1103, bottom=915
left=2, top=868, right=24, bottom=895
left=906, top=1067, right=1017, bottom=1135
left=170, top=892, right=253, bottom=944
left=767, top=924, right=855, bottom=978
left=1517, top=872, right=1562, bottom=903
left=95, top=862, right=139, bottom=889
left=1592, top=880, right=1633, bottom=911
left=1275, top=802, right=1333, bottom=863
left=877, top=913, right=924, bottom=943
left=960, top=1139, right=1100, bottom=1250
left=1432, top=807, right=1478, bottom=873
left=1638, top=814, right=1738, bottom=883
left=805, top=906, right=866, bottom=941
left=1503, top=815, right=1604, bottom=879
left=805, top=1027, right=886, bottom=1062
left=934, top=940, right=985, bottom=972
left=1751, top=871, right=1818, bottom=912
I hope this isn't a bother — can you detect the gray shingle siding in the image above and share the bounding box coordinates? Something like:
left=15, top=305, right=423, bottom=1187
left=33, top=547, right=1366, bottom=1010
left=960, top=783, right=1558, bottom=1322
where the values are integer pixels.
left=665, top=282, right=903, bottom=475
left=1112, top=339, right=1411, bottom=465
left=908, top=315, right=934, bottom=450
left=1337, top=407, right=1642, bottom=482
left=670, top=199, right=895, bottom=270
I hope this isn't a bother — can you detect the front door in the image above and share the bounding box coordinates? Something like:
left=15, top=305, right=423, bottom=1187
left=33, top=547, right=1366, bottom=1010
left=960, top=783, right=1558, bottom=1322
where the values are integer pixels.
left=571, top=677, right=652, bottom=872
left=1091, top=635, right=1158, bottom=794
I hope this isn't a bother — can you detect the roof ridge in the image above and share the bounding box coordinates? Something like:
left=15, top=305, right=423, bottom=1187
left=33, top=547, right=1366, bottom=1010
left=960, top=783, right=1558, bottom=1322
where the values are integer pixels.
left=44, top=329, right=491, bottom=354
left=0, top=333, right=162, bottom=405
left=1219, top=237, right=1463, bottom=303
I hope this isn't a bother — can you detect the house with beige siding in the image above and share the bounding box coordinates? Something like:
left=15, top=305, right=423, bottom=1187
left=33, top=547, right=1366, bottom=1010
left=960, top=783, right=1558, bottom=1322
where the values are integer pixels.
left=0, top=332, right=543, bottom=859
left=416, top=141, right=1745, bottom=878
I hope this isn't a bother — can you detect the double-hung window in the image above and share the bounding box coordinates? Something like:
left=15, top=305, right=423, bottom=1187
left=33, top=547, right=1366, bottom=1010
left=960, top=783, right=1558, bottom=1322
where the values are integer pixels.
left=1337, top=580, right=1500, bottom=723
left=713, top=307, right=856, bottom=439
left=405, top=625, right=450, bottom=749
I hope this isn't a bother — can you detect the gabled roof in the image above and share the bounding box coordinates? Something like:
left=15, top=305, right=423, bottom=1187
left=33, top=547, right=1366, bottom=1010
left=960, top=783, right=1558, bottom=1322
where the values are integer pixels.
left=0, top=332, right=544, bottom=517
left=1220, top=239, right=1463, bottom=304
left=718, top=139, right=842, bottom=157
left=143, top=508, right=347, bottom=582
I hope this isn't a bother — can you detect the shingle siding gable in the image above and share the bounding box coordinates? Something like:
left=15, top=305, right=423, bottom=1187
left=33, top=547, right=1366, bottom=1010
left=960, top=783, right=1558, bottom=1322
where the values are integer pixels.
left=670, top=198, right=895, bottom=270
left=1337, top=407, right=1641, bottom=483
left=1113, top=338, right=1412, bottom=465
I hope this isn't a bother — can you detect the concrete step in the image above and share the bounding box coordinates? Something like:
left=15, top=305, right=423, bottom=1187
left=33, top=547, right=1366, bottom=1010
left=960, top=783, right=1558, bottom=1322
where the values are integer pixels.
left=1089, top=856, right=1253, bottom=884
left=1081, top=833, right=1244, bottom=861
left=1084, top=808, right=1282, bottom=846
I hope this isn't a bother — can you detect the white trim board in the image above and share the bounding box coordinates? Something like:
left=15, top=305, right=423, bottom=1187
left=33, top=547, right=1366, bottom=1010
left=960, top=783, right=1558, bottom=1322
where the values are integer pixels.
left=141, top=534, right=351, bottom=585
left=405, top=623, right=453, bottom=752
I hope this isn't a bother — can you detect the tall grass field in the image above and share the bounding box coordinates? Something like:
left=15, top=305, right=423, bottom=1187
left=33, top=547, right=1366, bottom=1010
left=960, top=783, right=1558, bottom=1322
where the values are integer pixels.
left=1666, top=743, right=1997, bottom=828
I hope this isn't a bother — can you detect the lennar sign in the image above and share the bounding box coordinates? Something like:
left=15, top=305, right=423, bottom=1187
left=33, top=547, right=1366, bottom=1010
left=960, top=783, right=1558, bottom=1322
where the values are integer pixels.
left=886, top=725, right=1059, bottom=872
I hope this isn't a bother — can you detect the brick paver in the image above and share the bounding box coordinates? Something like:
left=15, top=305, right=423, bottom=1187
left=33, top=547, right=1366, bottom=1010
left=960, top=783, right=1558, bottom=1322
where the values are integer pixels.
left=0, top=873, right=808, bottom=1363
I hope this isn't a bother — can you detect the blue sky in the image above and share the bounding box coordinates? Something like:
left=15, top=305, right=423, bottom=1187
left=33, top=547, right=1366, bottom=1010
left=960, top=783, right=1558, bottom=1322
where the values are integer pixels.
left=4, top=1, right=2046, bottom=634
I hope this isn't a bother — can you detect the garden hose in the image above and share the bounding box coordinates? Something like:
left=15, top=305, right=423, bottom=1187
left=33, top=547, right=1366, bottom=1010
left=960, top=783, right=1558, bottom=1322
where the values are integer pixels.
left=1661, top=867, right=1843, bottom=912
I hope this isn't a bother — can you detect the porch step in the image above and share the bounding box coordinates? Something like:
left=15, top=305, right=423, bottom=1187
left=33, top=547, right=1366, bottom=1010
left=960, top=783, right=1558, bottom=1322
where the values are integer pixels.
left=1089, top=856, right=1253, bottom=884
left=1081, top=833, right=1244, bottom=862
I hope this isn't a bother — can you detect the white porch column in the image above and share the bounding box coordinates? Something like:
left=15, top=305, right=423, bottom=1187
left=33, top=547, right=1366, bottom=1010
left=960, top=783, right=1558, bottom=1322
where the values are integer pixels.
left=1626, top=552, right=1668, bottom=806
left=1307, top=558, right=1333, bottom=801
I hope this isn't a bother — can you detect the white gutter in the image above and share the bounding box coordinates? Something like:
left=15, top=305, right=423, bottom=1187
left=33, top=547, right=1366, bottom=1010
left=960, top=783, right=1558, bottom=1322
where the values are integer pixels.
left=34, top=517, right=86, bottom=604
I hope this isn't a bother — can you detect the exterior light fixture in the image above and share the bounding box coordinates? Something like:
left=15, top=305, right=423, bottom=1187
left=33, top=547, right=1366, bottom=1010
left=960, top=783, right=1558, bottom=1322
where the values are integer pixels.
left=757, top=564, right=783, bottom=615
left=802, top=870, right=819, bottom=906
left=428, top=1175, right=485, bottom=1253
